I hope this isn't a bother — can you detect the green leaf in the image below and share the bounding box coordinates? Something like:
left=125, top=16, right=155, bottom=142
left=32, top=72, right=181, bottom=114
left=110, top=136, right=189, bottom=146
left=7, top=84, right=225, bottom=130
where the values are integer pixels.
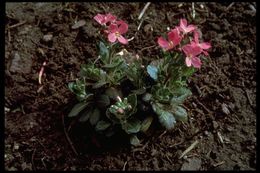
left=103, top=57, right=124, bottom=69
left=89, top=108, right=101, bottom=125
left=95, top=120, right=111, bottom=131
left=80, top=65, right=107, bottom=81
left=79, top=108, right=92, bottom=122
left=152, top=103, right=176, bottom=130
left=122, top=118, right=141, bottom=134
left=68, top=102, right=90, bottom=117
left=155, top=88, right=173, bottom=103
left=171, top=106, right=188, bottom=122
left=92, top=81, right=108, bottom=89
left=68, top=82, right=75, bottom=93
left=68, top=80, right=89, bottom=101
left=106, top=109, right=120, bottom=124
left=182, top=66, right=195, bottom=77
left=147, top=65, right=158, bottom=80
left=171, top=87, right=192, bottom=105
left=132, top=88, right=146, bottom=95
left=105, top=87, right=123, bottom=101
left=140, top=116, right=153, bottom=133
left=105, top=128, right=115, bottom=137
left=99, top=41, right=109, bottom=63
left=127, top=94, right=137, bottom=109
left=130, top=135, right=141, bottom=146
left=96, top=94, right=110, bottom=108
left=142, top=93, right=152, bottom=102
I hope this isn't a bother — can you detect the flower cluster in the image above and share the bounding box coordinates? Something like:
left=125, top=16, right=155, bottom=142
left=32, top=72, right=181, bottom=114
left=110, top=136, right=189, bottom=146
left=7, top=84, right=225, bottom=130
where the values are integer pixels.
left=94, top=13, right=129, bottom=45
left=68, top=13, right=212, bottom=146
left=157, top=19, right=211, bottom=68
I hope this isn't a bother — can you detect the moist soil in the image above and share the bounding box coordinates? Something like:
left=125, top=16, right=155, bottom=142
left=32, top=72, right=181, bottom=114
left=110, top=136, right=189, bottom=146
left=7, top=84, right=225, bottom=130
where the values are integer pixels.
left=5, top=2, right=256, bottom=171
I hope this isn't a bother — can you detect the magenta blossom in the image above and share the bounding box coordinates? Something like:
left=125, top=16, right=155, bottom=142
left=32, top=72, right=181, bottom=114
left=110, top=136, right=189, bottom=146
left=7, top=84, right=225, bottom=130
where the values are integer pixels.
left=108, top=20, right=128, bottom=44
left=182, top=44, right=202, bottom=68
left=94, top=13, right=117, bottom=26
left=158, top=28, right=182, bottom=51
left=191, top=31, right=211, bottom=56
left=177, top=18, right=196, bottom=34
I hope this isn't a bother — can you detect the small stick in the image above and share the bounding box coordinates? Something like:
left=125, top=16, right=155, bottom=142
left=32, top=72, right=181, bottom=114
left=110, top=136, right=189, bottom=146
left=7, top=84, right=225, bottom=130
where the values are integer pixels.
left=170, top=140, right=184, bottom=148
left=31, top=39, right=55, bottom=50
left=138, top=2, right=151, bottom=20
left=179, top=140, right=199, bottom=159
left=245, top=89, right=253, bottom=107
left=122, top=161, right=128, bottom=171
left=191, top=2, right=196, bottom=19
left=62, top=114, right=79, bottom=156
left=41, top=157, right=47, bottom=170
left=213, top=161, right=225, bottom=167
left=217, top=131, right=224, bottom=144
left=8, top=29, right=11, bottom=42
left=32, top=149, right=36, bottom=171
left=226, top=2, right=235, bottom=10
left=37, top=86, right=44, bottom=93
left=140, top=45, right=156, bottom=52
left=137, top=18, right=144, bottom=31
left=38, top=61, right=47, bottom=85
left=159, top=130, right=167, bottom=138
left=7, top=21, right=26, bottom=29
left=195, top=98, right=212, bottom=114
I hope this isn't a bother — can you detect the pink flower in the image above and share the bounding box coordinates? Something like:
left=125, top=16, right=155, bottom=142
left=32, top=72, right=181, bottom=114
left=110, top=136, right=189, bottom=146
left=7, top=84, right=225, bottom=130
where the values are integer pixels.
left=157, top=28, right=182, bottom=50
left=182, top=44, right=202, bottom=68
left=94, top=13, right=117, bottom=25
left=191, top=31, right=211, bottom=56
left=178, top=18, right=196, bottom=34
left=108, top=20, right=128, bottom=44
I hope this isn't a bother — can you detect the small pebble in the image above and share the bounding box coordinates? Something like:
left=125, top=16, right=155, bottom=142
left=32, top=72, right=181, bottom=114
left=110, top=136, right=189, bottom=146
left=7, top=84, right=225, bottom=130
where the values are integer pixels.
left=72, top=20, right=86, bottom=29
left=213, top=121, right=219, bottom=129
left=42, top=34, right=53, bottom=42
left=221, top=103, right=230, bottom=115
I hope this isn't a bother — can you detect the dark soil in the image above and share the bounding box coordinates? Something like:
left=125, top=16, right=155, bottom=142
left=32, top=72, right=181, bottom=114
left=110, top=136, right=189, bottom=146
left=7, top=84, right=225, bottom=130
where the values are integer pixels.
left=5, top=2, right=256, bottom=171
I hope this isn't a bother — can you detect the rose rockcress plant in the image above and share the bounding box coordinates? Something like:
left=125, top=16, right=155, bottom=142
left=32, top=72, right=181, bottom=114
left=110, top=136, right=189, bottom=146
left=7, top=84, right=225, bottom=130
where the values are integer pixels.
left=67, top=13, right=211, bottom=146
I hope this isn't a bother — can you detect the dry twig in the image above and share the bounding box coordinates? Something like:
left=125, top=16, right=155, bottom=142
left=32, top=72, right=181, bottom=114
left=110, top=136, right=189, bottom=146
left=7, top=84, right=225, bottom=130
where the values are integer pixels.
left=31, top=39, right=56, bottom=51
left=213, top=161, right=225, bottom=167
left=138, top=2, right=151, bottom=20
left=179, top=140, right=199, bottom=159
left=122, top=161, right=128, bottom=171
left=62, top=114, right=79, bottom=156
left=7, top=21, right=26, bottom=29
left=31, top=149, right=36, bottom=171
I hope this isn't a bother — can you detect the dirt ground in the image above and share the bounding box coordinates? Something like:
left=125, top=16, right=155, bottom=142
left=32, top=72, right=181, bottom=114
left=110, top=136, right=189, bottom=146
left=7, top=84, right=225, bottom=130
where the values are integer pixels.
left=5, top=2, right=256, bottom=171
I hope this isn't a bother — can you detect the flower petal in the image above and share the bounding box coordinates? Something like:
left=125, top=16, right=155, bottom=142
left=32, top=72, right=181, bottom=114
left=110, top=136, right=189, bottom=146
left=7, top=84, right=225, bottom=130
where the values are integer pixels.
left=158, top=37, right=169, bottom=49
left=109, top=23, right=118, bottom=33
left=186, top=25, right=196, bottom=33
left=202, top=50, right=209, bottom=56
left=192, top=45, right=203, bottom=56
left=191, top=56, right=202, bottom=68
left=193, top=30, right=200, bottom=43
left=185, top=57, right=192, bottom=67
left=200, top=42, right=211, bottom=49
left=180, top=18, right=187, bottom=28
left=94, top=14, right=105, bottom=25
left=106, top=13, right=117, bottom=23
left=117, top=20, right=128, bottom=34
left=168, top=29, right=181, bottom=46
left=108, top=33, right=117, bottom=43
left=182, top=44, right=193, bottom=57
left=118, top=35, right=128, bottom=44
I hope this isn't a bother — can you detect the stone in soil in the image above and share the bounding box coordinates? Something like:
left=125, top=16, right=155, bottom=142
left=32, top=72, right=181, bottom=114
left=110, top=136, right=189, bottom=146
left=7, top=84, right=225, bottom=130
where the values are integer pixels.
left=181, top=157, right=202, bottom=170
left=9, top=51, right=32, bottom=74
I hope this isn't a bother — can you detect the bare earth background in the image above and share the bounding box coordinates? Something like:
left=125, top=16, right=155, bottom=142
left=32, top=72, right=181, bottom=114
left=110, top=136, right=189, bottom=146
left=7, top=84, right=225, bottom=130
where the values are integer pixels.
left=5, top=2, right=256, bottom=171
